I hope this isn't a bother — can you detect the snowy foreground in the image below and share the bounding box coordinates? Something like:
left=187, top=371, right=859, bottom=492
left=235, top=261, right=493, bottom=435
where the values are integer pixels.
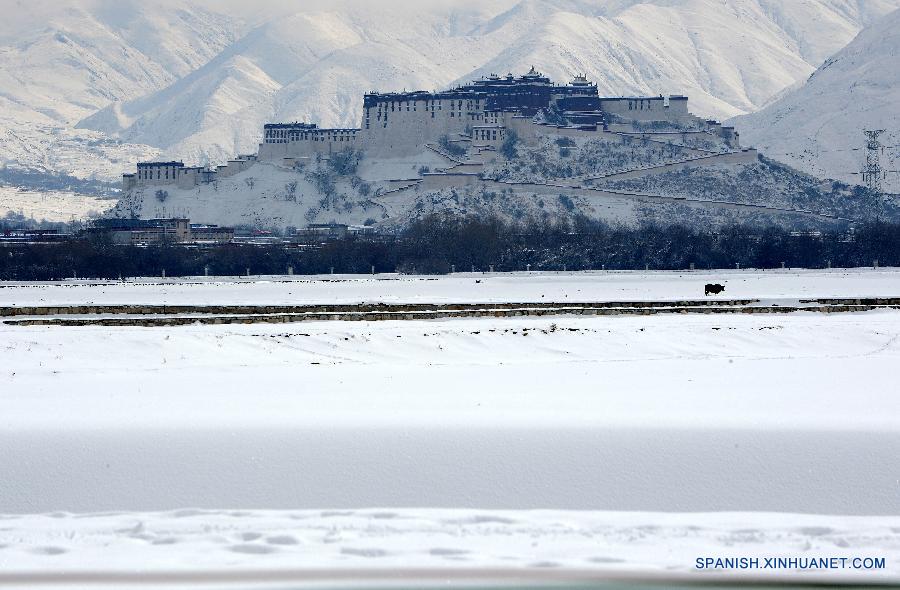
left=1, top=509, right=899, bottom=582
left=2, top=270, right=900, bottom=581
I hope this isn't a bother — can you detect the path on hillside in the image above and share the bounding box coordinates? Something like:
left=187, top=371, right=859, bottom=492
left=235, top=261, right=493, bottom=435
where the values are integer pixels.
left=380, top=175, right=851, bottom=224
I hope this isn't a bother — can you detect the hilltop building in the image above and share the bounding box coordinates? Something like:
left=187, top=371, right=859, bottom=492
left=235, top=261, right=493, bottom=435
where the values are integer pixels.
left=124, top=69, right=741, bottom=190
left=123, top=156, right=259, bottom=191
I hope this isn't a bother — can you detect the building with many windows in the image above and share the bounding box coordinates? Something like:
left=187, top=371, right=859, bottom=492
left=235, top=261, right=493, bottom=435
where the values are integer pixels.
left=124, top=69, right=739, bottom=190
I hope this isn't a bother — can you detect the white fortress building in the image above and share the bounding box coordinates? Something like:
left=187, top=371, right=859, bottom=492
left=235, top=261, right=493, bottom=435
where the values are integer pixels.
left=124, top=68, right=742, bottom=190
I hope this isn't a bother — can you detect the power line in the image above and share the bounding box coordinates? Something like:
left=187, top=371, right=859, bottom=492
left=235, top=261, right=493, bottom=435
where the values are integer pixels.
left=769, top=145, right=900, bottom=158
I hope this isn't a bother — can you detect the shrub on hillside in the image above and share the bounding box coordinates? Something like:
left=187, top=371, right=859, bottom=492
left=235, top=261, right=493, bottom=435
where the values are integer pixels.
left=500, top=131, right=520, bottom=160
left=328, top=148, right=361, bottom=176
left=439, top=135, right=467, bottom=157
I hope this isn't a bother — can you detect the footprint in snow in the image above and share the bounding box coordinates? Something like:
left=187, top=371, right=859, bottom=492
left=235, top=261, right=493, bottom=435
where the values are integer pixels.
left=266, top=535, right=300, bottom=546
left=320, top=510, right=354, bottom=518
left=340, top=547, right=390, bottom=558
left=31, top=546, right=67, bottom=555
left=229, top=544, right=277, bottom=555
left=796, top=526, right=834, bottom=537
left=170, top=509, right=207, bottom=518
left=444, top=515, right=518, bottom=525
left=429, top=548, right=469, bottom=556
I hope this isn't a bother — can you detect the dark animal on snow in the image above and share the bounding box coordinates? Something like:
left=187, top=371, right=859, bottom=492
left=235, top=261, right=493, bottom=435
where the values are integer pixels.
left=705, top=283, right=725, bottom=296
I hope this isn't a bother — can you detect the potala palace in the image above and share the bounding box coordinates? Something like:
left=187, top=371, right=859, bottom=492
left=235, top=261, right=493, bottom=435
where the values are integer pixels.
left=116, top=69, right=875, bottom=230
left=123, top=68, right=748, bottom=191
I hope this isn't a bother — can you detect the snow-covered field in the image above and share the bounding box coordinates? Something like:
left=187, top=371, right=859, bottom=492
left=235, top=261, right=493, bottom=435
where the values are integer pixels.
left=2, top=270, right=899, bottom=580
left=4, top=309, right=900, bottom=513
left=0, top=186, right=114, bottom=222
left=4, top=267, right=900, bottom=307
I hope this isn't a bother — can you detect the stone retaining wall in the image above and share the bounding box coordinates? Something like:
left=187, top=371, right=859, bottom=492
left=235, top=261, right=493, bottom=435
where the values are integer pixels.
left=0, top=299, right=761, bottom=318
left=584, top=149, right=759, bottom=182
left=6, top=300, right=899, bottom=327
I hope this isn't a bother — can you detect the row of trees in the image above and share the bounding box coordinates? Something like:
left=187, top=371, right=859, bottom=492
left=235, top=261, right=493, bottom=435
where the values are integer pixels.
left=3, top=215, right=900, bottom=280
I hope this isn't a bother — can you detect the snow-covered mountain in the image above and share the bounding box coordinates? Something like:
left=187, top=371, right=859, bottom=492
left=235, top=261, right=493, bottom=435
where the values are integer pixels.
left=0, top=0, right=240, bottom=124
left=2, top=0, right=900, bottom=186
left=729, top=7, right=900, bottom=192
left=456, top=0, right=900, bottom=116
left=77, top=0, right=900, bottom=167
left=77, top=3, right=516, bottom=165
left=0, top=0, right=240, bottom=181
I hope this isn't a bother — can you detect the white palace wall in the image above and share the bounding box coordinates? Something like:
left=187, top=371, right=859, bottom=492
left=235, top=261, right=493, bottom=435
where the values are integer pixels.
left=598, top=97, right=691, bottom=122
left=360, top=97, right=488, bottom=156
left=258, top=129, right=362, bottom=162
